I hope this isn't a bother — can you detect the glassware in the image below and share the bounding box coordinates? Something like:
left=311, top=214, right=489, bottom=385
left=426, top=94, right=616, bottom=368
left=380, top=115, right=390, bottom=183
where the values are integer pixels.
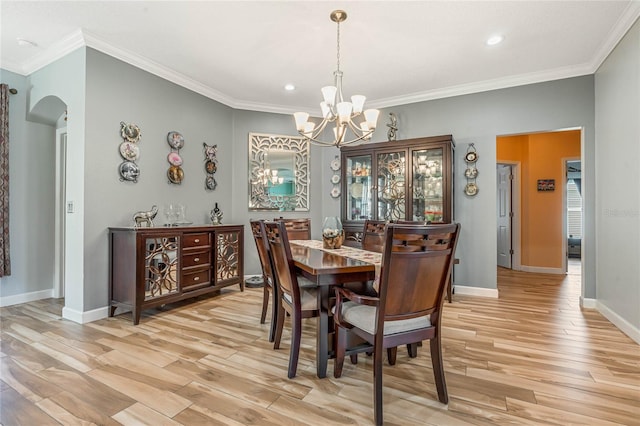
left=164, top=204, right=175, bottom=226
left=176, top=204, right=186, bottom=223
left=322, top=217, right=344, bottom=249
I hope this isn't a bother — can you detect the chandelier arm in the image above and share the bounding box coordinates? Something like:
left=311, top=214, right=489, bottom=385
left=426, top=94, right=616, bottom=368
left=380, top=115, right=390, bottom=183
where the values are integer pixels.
left=310, top=117, right=331, bottom=138
left=298, top=118, right=336, bottom=146
left=345, top=119, right=365, bottom=136
left=301, top=124, right=374, bottom=147
left=299, top=132, right=343, bottom=147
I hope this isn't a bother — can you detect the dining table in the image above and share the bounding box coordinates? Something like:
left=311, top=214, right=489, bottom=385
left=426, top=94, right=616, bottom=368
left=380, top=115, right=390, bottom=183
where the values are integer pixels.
left=289, top=240, right=381, bottom=378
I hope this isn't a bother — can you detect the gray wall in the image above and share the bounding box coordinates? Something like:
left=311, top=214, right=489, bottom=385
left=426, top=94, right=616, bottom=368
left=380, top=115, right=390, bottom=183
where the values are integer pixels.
left=27, top=47, right=87, bottom=316
left=83, top=48, right=234, bottom=310
left=0, top=69, right=56, bottom=299
left=595, top=19, right=640, bottom=331
left=322, top=77, right=596, bottom=296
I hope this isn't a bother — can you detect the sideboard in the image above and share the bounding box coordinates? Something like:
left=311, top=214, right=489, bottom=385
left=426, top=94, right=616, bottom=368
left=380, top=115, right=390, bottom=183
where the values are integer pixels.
left=108, top=225, right=244, bottom=324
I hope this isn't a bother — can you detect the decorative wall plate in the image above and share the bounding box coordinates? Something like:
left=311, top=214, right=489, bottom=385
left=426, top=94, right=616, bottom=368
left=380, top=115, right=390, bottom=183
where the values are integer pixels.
left=464, top=151, right=478, bottom=163
left=119, top=161, right=140, bottom=182
left=330, top=157, right=341, bottom=171
left=331, top=174, right=341, bottom=184
left=330, top=187, right=341, bottom=198
left=120, top=122, right=141, bottom=143
left=464, top=167, right=478, bottom=178
left=205, top=160, right=217, bottom=174
left=167, top=131, right=185, bottom=149
left=119, top=141, right=139, bottom=161
left=205, top=175, right=218, bottom=190
left=167, top=165, right=184, bottom=184
left=167, top=152, right=183, bottom=166
left=464, top=182, right=478, bottom=196
left=203, top=143, right=217, bottom=161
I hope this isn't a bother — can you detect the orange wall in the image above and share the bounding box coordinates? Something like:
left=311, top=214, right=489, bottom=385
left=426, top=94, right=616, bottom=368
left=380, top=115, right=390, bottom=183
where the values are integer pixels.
left=497, top=130, right=580, bottom=269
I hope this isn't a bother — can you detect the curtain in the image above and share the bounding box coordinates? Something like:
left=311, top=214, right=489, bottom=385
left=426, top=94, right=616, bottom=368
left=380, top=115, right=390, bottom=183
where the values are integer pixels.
left=0, top=84, right=10, bottom=277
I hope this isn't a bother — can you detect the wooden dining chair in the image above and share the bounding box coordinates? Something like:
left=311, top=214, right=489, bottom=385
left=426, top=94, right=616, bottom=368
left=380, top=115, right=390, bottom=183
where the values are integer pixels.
left=264, top=220, right=319, bottom=378
left=361, top=219, right=387, bottom=253
left=396, top=220, right=458, bottom=303
left=249, top=219, right=278, bottom=342
left=274, top=217, right=311, bottom=240
left=333, top=223, right=460, bottom=426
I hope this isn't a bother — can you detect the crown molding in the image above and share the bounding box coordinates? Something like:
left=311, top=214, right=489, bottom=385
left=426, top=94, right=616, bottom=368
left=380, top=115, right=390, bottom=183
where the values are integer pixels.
left=590, top=1, right=640, bottom=72
left=81, top=30, right=237, bottom=109
left=367, top=63, right=594, bottom=110
left=0, top=59, right=25, bottom=76
left=22, top=29, right=85, bottom=75
left=7, top=5, right=639, bottom=114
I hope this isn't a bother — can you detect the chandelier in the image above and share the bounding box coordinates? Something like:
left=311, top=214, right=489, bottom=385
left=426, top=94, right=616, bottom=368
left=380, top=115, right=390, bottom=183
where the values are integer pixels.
left=257, top=165, right=284, bottom=188
left=293, top=10, right=380, bottom=147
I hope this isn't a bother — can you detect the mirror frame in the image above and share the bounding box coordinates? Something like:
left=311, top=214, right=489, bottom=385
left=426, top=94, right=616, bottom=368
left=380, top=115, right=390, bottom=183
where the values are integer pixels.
left=248, top=132, right=309, bottom=211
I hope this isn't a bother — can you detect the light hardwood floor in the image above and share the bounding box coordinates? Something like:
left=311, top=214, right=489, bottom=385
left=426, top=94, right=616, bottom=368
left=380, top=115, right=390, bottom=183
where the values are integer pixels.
left=2, top=264, right=638, bottom=425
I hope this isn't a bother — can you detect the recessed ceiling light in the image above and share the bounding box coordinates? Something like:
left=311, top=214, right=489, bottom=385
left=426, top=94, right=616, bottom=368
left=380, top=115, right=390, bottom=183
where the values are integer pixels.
left=16, top=38, right=38, bottom=48
left=486, top=35, right=504, bottom=46
left=284, top=84, right=296, bottom=91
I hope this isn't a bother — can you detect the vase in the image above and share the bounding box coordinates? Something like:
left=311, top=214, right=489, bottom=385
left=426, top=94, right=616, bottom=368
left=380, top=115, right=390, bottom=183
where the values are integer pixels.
left=322, top=217, right=344, bottom=249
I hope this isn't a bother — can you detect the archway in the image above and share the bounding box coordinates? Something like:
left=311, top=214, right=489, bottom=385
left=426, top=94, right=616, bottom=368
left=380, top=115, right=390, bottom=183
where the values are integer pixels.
left=29, top=95, right=68, bottom=301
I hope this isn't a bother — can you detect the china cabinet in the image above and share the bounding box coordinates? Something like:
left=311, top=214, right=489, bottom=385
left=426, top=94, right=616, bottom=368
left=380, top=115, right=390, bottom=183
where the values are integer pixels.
left=109, top=225, right=244, bottom=324
left=340, top=135, right=454, bottom=243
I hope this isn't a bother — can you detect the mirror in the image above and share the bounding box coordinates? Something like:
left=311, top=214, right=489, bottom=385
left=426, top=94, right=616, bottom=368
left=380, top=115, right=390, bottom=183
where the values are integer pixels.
left=249, top=133, right=309, bottom=211
left=144, top=236, right=178, bottom=300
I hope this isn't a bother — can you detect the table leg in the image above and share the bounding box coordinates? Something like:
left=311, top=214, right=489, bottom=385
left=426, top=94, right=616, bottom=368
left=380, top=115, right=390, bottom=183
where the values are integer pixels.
left=316, top=285, right=330, bottom=378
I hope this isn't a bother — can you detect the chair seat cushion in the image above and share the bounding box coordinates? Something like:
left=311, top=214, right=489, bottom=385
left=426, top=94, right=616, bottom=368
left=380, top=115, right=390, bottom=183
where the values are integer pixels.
left=284, top=288, right=318, bottom=311
left=336, top=301, right=431, bottom=335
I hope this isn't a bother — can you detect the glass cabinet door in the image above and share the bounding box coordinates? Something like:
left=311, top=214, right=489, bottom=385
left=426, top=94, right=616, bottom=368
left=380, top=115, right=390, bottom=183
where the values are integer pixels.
left=377, top=150, right=406, bottom=222
left=345, top=154, right=373, bottom=221
left=411, top=147, right=444, bottom=222
left=144, top=235, right=179, bottom=300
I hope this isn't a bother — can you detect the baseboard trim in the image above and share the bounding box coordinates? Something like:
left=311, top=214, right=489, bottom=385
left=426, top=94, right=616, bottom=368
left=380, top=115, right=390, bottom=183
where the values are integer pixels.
left=596, top=301, right=640, bottom=345
left=453, top=285, right=499, bottom=298
left=0, top=289, right=54, bottom=307
left=581, top=297, right=597, bottom=309
left=62, top=306, right=109, bottom=324
left=519, top=265, right=564, bottom=274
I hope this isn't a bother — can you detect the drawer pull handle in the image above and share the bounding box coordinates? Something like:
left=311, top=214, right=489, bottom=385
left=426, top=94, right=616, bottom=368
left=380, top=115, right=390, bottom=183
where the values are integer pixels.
left=194, top=257, right=200, bottom=262
left=194, top=239, right=200, bottom=243
left=194, top=276, right=200, bottom=281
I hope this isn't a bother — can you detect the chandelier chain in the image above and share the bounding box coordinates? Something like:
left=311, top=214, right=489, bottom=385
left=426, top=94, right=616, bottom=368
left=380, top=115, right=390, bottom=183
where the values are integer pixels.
left=336, top=20, right=341, bottom=73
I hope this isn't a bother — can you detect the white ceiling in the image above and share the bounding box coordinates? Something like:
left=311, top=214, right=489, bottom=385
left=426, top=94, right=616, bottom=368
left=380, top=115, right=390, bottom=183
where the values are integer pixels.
left=2, top=1, right=639, bottom=115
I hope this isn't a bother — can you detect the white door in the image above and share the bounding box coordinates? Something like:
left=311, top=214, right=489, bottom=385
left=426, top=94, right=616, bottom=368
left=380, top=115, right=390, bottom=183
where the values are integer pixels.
left=497, top=164, right=512, bottom=268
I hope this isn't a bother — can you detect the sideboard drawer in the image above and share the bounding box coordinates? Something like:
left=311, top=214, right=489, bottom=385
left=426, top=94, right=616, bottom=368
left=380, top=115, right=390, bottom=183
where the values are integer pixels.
left=181, top=268, right=211, bottom=291
left=182, top=249, right=210, bottom=268
left=183, top=233, right=210, bottom=248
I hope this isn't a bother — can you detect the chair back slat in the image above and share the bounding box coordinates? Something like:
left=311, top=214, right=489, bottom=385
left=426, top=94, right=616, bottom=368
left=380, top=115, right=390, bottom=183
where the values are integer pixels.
left=362, top=220, right=387, bottom=253
left=250, top=220, right=274, bottom=286
left=264, top=221, right=299, bottom=299
left=377, top=224, right=460, bottom=321
left=274, top=218, right=311, bottom=240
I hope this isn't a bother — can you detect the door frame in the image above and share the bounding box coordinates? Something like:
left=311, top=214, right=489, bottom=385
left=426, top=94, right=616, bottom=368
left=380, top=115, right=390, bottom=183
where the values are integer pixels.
left=53, top=127, right=67, bottom=299
left=562, top=156, right=581, bottom=274
left=496, top=161, right=522, bottom=270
